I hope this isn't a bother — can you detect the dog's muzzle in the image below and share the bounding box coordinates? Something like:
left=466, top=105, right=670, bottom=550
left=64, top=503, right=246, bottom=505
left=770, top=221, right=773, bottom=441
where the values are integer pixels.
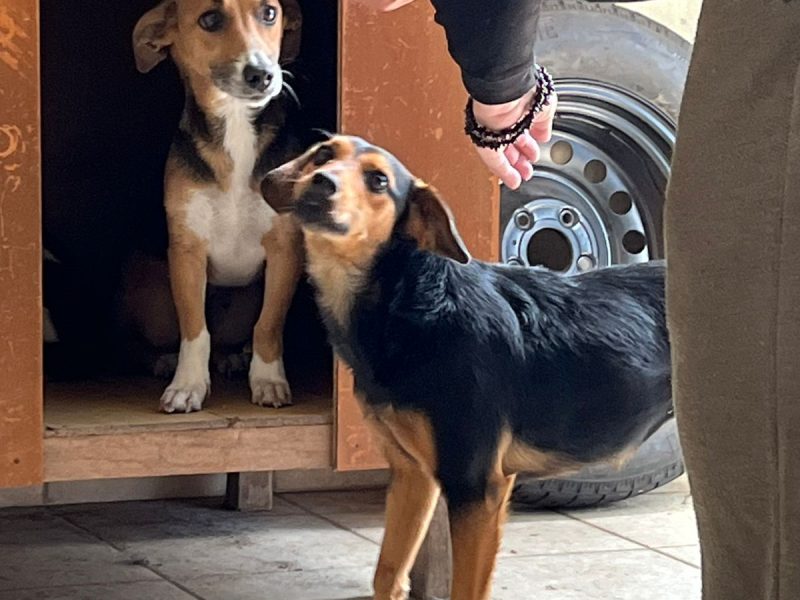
left=212, top=53, right=280, bottom=101
left=296, top=173, right=347, bottom=233
left=243, top=63, right=273, bottom=93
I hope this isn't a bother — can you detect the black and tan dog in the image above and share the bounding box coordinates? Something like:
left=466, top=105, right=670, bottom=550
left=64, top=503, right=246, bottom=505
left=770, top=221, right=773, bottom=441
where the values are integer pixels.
left=264, top=135, right=673, bottom=600
left=132, top=0, right=304, bottom=412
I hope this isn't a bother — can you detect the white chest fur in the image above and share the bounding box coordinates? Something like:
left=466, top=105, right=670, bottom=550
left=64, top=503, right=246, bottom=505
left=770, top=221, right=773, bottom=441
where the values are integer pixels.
left=185, top=100, right=276, bottom=287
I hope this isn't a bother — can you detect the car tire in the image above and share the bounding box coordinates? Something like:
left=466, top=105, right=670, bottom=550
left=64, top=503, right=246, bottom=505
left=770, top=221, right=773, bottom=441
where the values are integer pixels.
left=510, top=0, right=690, bottom=510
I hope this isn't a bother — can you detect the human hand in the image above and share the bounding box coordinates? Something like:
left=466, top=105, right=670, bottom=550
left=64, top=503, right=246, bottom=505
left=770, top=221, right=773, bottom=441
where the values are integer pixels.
left=471, top=87, right=557, bottom=190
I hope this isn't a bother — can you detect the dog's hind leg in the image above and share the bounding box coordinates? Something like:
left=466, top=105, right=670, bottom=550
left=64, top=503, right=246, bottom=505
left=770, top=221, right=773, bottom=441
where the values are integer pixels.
left=448, top=472, right=516, bottom=600
left=373, top=438, right=441, bottom=600
left=251, top=214, right=303, bottom=407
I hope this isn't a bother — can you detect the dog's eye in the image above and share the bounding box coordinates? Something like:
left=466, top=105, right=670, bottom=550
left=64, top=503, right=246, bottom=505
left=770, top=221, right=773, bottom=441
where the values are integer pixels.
left=365, top=171, right=389, bottom=194
left=258, top=5, right=278, bottom=25
left=312, top=146, right=335, bottom=166
left=198, top=10, right=225, bottom=32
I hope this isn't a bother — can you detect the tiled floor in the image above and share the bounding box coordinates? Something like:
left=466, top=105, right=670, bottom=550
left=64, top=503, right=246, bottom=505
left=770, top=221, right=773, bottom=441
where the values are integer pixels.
left=0, top=476, right=699, bottom=600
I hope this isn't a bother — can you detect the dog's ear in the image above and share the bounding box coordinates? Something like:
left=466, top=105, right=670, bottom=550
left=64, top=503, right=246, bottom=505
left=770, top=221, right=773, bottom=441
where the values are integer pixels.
left=402, top=181, right=471, bottom=264
left=280, top=0, right=303, bottom=65
left=133, top=1, right=178, bottom=74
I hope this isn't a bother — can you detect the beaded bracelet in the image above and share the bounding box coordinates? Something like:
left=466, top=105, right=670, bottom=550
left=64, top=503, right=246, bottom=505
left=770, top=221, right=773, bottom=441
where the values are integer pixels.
left=464, top=65, right=555, bottom=151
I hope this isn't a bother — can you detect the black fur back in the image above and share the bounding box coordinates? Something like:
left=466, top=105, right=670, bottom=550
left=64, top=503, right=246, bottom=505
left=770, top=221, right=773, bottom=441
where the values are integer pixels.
left=322, top=239, right=671, bottom=511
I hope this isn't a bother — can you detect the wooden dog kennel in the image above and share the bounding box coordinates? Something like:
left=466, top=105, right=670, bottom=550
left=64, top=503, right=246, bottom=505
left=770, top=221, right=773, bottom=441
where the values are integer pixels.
left=0, top=0, right=500, bottom=491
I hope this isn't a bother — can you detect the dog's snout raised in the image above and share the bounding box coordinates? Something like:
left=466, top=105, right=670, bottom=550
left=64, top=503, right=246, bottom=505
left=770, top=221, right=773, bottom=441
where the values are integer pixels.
left=243, top=64, right=273, bottom=92
left=311, top=173, right=337, bottom=196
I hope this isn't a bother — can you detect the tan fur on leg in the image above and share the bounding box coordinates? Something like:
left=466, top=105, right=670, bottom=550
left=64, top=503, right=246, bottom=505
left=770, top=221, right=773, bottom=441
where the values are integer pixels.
left=250, top=214, right=304, bottom=407
left=449, top=473, right=516, bottom=600
left=370, top=412, right=441, bottom=600
left=161, top=237, right=210, bottom=413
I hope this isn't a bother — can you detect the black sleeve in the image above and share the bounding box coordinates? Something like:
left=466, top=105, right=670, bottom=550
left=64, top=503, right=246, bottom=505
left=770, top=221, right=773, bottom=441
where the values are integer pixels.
left=429, top=0, right=542, bottom=105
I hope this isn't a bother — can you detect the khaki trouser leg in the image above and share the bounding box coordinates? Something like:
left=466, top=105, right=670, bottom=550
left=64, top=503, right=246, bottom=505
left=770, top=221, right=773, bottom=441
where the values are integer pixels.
left=666, top=1, right=800, bottom=598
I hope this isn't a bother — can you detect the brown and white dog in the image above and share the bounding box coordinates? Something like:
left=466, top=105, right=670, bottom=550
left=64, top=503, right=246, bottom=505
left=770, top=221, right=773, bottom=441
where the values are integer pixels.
left=132, top=0, right=304, bottom=413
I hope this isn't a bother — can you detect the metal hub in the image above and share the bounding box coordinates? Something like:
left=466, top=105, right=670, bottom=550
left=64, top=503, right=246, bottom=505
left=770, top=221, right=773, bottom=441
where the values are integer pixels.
left=506, top=200, right=598, bottom=273
left=501, top=79, right=676, bottom=273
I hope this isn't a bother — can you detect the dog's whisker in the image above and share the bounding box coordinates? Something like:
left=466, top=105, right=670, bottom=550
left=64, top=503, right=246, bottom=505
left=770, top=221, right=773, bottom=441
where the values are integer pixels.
left=311, top=128, right=334, bottom=140
left=281, top=69, right=296, bottom=80
left=281, top=81, right=301, bottom=108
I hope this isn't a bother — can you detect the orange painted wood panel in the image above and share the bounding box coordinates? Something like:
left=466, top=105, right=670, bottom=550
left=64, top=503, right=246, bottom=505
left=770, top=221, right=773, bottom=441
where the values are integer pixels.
left=334, top=360, right=388, bottom=471
left=335, top=0, right=500, bottom=470
left=0, top=0, right=43, bottom=487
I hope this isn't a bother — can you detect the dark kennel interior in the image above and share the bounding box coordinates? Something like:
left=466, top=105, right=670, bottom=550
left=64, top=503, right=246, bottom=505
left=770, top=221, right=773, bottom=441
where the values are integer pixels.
left=40, top=0, right=338, bottom=430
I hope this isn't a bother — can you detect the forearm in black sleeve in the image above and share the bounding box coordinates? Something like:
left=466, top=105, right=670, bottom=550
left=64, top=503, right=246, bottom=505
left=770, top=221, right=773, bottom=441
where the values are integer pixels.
left=429, top=0, right=542, bottom=105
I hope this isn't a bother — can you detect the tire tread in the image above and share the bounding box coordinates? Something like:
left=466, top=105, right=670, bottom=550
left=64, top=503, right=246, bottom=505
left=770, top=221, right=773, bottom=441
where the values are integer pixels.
left=513, top=460, right=684, bottom=510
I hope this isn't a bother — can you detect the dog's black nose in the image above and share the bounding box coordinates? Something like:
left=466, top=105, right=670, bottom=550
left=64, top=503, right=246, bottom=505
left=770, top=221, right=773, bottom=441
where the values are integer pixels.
left=243, top=64, right=273, bottom=91
left=311, top=173, right=337, bottom=196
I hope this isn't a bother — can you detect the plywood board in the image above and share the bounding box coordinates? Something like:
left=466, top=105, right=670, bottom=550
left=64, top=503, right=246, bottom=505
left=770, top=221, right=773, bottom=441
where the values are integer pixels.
left=44, top=423, right=332, bottom=482
left=336, top=0, right=501, bottom=470
left=45, top=378, right=332, bottom=437
left=339, top=1, right=500, bottom=261
left=0, top=0, right=44, bottom=488
left=334, top=361, right=387, bottom=471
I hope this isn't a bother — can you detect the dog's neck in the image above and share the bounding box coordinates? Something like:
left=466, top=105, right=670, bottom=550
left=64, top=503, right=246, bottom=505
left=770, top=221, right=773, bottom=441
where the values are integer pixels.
left=179, top=79, right=283, bottom=190
left=304, top=236, right=444, bottom=332
left=217, top=98, right=260, bottom=191
left=305, top=254, right=368, bottom=331
left=303, top=235, right=388, bottom=331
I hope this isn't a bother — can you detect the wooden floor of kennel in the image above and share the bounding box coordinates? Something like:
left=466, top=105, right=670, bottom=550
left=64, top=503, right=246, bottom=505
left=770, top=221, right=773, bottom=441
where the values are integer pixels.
left=1, top=0, right=500, bottom=596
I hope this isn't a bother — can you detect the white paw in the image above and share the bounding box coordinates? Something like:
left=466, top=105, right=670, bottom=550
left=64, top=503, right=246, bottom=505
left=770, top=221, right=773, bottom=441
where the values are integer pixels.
left=153, top=353, right=179, bottom=379
left=161, top=332, right=211, bottom=414
left=160, top=383, right=209, bottom=413
left=249, top=355, right=292, bottom=408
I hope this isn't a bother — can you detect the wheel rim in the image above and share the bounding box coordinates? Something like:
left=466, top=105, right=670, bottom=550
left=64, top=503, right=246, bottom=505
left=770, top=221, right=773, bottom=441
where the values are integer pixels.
left=501, top=79, right=676, bottom=273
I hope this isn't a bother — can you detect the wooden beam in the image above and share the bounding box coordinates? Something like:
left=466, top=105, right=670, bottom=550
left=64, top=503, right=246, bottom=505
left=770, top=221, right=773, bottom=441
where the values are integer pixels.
left=44, top=424, right=332, bottom=482
left=410, top=496, right=452, bottom=600
left=225, top=471, right=274, bottom=511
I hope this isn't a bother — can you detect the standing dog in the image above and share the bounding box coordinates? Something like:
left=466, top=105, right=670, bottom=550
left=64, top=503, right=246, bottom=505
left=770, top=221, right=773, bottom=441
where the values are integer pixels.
left=263, top=136, right=673, bottom=600
left=133, top=0, right=303, bottom=412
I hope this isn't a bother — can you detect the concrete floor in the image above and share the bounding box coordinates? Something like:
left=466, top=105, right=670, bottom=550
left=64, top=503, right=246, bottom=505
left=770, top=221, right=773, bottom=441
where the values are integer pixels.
left=0, top=476, right=699, bottom=600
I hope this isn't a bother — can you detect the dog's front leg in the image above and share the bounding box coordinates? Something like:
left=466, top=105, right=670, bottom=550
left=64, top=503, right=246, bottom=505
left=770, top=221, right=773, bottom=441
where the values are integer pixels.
left=251, top=214, right=303, bottom=407
left=161, top=240, right=210, bottom=413
left=374, top=442, right=441, bottom=600
left=448, top=473, right=516, bottom=600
